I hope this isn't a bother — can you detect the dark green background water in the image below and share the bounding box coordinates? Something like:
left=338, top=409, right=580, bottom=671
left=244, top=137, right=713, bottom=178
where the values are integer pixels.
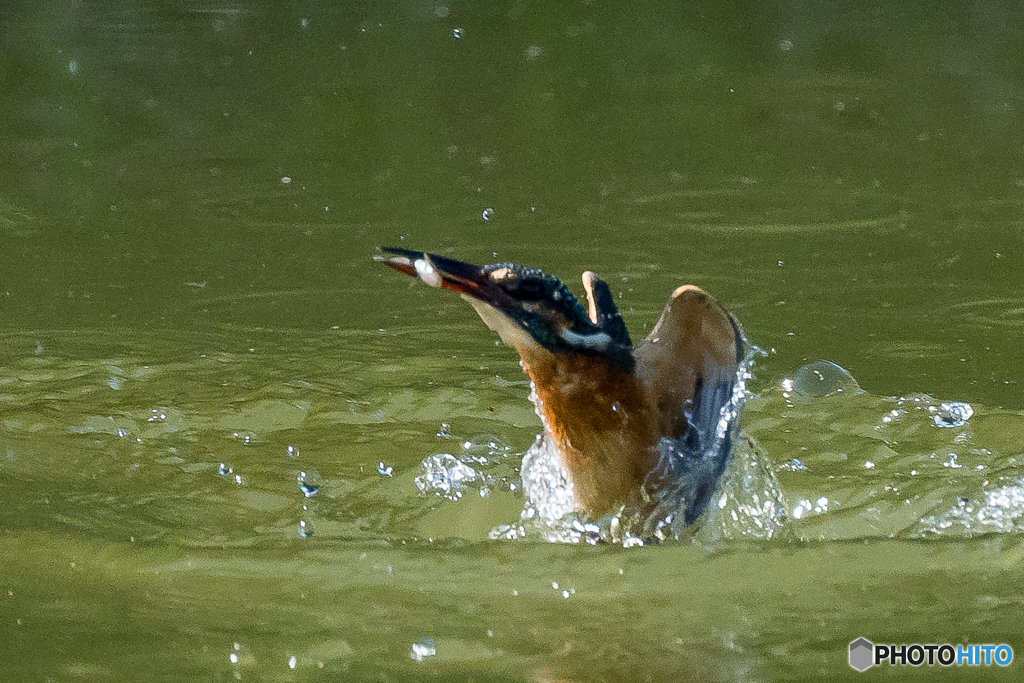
left=2, top=1, right=1022, bottom=681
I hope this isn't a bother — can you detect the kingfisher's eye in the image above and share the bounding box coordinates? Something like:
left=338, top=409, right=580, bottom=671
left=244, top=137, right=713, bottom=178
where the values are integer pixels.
left=506, top=277, right=547, bottom=301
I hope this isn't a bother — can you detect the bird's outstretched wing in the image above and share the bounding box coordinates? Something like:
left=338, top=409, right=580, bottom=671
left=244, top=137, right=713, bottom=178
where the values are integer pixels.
left=635, top=286, right=745, bottom=525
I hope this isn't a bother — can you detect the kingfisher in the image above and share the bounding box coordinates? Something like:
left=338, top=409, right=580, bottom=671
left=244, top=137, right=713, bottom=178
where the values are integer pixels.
left=374, top=247, right=745, bottom=536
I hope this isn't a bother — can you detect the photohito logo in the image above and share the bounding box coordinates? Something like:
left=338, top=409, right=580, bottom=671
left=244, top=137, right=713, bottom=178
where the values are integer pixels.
left=849, top=637, right=1013, bottom=671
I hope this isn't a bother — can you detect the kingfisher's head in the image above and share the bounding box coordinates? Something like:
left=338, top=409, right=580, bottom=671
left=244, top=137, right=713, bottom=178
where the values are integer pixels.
left=374, top=247, right=634, bottom=372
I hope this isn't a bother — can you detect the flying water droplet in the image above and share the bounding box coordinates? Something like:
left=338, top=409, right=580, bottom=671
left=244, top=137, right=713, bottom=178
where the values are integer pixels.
left=297, top=470, right=320, bottom=497
left=411, top=638, right=436, bottom=661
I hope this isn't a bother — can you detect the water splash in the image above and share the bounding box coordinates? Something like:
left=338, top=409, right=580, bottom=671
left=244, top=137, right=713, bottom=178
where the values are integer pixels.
left=513, top=436, right=579, bottom=543
left=415, top=453, right=482, bottom=501
left=414, top=432, right=515, bottom=501
left=932, top=401, right=974, bottom=428
left=919, top=479, right=1024, bottom=535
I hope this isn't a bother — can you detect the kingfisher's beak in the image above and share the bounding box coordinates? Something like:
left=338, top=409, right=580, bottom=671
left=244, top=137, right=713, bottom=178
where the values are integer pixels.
left=374, top=246, right=528, bottom=312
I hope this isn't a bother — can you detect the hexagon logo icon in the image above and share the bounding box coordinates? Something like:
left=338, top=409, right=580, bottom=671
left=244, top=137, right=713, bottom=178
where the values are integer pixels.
left=849, top=637, right=874, bottom=671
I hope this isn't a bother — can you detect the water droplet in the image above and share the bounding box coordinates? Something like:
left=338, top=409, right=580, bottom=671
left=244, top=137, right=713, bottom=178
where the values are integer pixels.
left=481, top=207, right=493, bottom=221
left=864, top=461, right=875, bottom=469
left=297, top=470, right=320, bottom=497
left=452, top=27, right=462, bottom=39
left=288, top=655, right=297, bottom=669
left=298, top=519, right=313, bottom=538
left=411, top=638, right=436, bottom=661
left=218, top=463, right=233, bottom=476
left=287, top=445, right=299, bottom=458
left=377, top=461, right=394, bottom=477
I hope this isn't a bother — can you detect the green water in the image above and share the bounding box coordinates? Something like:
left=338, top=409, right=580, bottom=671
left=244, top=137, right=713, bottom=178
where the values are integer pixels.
left=2, top=1, right=1023, bottom=681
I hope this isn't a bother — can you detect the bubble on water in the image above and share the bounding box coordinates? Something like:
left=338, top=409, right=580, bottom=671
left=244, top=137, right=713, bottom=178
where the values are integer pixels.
left=452, top=27, right=462, bottom=39
left=288, top=655, right=297, bottom=669
left=218, top=463, right=233, bottom=476
left=787, top=360, right=859, bottom=399
left=377, top=461, right=394, bottom=477
left=481, top=207, right=494, bottom=221
left=287, top=445, right=299, bottom=458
